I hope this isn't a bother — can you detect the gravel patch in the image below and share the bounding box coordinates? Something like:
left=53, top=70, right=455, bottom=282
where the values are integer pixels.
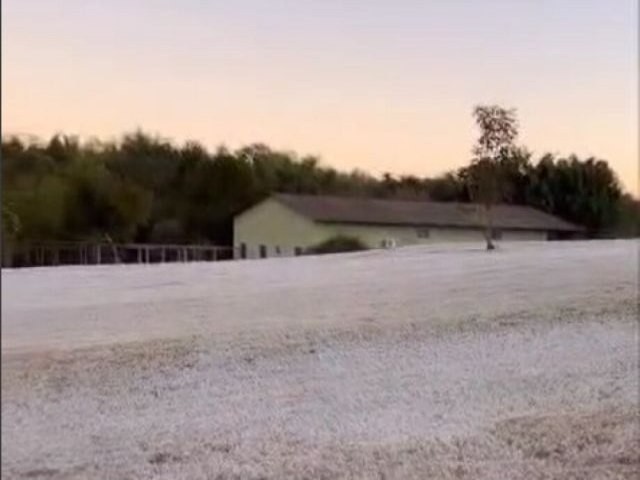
left=2, top=240, right=638, bottom=478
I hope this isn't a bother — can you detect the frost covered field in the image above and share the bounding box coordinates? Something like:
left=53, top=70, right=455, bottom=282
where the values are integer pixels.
left=2, top=240, right=638, bottom=479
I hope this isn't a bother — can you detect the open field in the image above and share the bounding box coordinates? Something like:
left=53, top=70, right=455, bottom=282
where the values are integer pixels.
left=2, top=240, right=638, bottom=479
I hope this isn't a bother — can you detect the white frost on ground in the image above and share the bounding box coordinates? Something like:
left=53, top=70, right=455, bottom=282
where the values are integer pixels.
left=1, top=240, right=638, bottom=479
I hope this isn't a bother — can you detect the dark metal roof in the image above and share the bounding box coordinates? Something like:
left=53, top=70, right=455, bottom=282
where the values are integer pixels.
left=272, top=193, right=582, bottom=232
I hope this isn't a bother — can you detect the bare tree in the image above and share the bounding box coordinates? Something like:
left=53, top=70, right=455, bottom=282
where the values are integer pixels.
left=468, top=105, right=519, bottom=250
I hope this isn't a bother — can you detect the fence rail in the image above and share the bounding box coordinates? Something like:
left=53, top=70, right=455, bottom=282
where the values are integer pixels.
left=1, top=241, right=237, bottom=268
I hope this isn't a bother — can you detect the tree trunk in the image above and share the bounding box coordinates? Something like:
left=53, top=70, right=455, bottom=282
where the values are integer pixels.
left=104, top=234, right=120, bottom=264
left=483, top=205, right=495, bottom=251
left=485, top=233, right=495, bottom=251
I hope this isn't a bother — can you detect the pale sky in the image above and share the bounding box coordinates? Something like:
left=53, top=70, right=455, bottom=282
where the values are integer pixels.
left=2, top=0, right=638, bottom=193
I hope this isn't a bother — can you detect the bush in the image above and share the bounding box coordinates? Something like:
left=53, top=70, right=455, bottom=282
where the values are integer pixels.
left=307, top=235, right=368, bottom=255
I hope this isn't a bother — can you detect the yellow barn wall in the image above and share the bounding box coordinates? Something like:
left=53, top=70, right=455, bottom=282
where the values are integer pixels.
left=233, top=198, right=324, bottom=258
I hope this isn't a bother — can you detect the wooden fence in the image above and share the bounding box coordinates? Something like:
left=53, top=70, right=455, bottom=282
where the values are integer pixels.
left=1, top=241, right=237, bottom=268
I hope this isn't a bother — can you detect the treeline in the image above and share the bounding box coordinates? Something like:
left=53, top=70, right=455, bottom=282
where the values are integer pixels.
left=1, top=132, right=638, bottom=247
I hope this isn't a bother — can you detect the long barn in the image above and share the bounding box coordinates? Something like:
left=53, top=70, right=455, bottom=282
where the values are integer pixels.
left=233, top=193, right=582, bottom=259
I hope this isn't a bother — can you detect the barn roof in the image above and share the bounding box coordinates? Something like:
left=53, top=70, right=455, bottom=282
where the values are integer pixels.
left=272, top=193, right=582, bottom=232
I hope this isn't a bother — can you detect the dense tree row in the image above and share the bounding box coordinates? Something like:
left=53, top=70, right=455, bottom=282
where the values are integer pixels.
left=1, top=131, right=637, bottom=248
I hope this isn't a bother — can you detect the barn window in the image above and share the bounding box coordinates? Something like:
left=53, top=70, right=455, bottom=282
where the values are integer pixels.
left=416, top=228, right=430, bottom=238
left=259, top=245, right=267, bottom=258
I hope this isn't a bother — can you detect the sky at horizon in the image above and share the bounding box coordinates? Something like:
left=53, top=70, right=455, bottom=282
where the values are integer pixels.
left=2, top=0, right=638, bottom=193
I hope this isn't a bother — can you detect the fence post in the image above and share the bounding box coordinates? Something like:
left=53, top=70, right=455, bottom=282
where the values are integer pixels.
left=6, top=241, right=233, bottom=268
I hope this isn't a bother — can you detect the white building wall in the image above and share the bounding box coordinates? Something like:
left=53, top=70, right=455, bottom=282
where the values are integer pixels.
left=501, top=229, right=548, bottom=241
left=321, top=223, right=548, bottom=248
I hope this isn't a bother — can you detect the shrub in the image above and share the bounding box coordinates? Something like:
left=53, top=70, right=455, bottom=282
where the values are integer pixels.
left=307, top=235, right=368, bottom=255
